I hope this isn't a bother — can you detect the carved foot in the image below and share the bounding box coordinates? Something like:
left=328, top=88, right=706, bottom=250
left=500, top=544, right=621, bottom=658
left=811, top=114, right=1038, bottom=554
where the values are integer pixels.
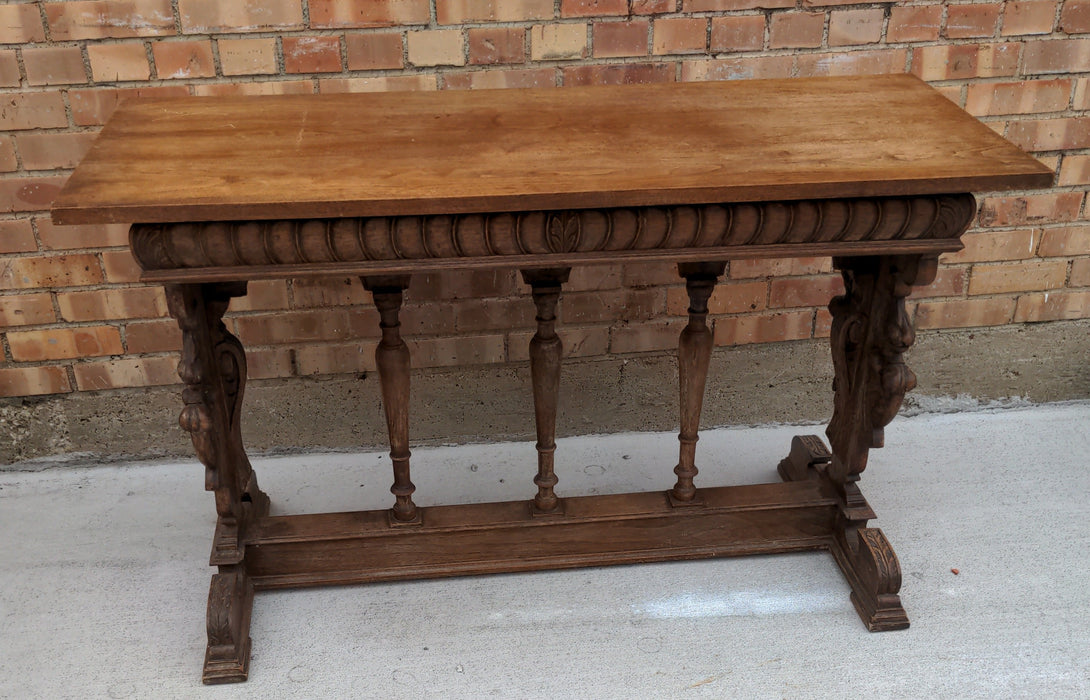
left=202, top=568, right=254, bottom=684
left=777, top=435, right=831, bottom=483
left=830, top=527, right=910, bottom=632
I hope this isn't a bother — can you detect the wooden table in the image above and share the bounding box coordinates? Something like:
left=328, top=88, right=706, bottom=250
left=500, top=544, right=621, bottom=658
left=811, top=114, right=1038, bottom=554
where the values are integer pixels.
left=52, top=74, right=1051, bottom=684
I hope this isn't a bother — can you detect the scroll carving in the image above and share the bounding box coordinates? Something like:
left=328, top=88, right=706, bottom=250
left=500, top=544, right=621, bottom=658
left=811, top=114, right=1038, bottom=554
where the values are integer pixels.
left=131, top=194, right=976, bottom=272
left=203, top=568, right=254, bottom=683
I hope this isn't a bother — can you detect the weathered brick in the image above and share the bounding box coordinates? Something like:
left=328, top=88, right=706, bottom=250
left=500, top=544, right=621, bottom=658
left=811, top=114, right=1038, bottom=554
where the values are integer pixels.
left=179, top=0, right=303, bottom=32
left=69, top=86, right=189, bottom=125
left=562, top=0, right=627, bottom=16
left=23, top=47, right=87, bottom=86
left=1076, top=78, right=1090, bottom=109
left=454, top=297, right=536, bottom=332
left=72, top=356, right=179, bottom=390
left=969, top=260, right=1068, bottom=294
left=87, top=42, right=151, bottom=82
left=563, top=62, right=673, bottom=86
left=100, top=250, right=143, bottom=283
left=16, top=132, right=97, bottom=171
left=769, top=12, right=824, bottom=49
left=283, top=36, right=343, bottom=73
left=56, top=287, right=167, bottom=322
left=0, top=50, right=18, bottom=87
left=797, top=49, right=907, bottom=77
left=291, top=277, right=367, bottom=307
left=218, top=38, right=278, bottom=76
left=634, top=0, right=676, bottom=12
left=35, top=218, right=128, bottom=249
left=318, top=75, right=437, bottom=93
left=684, top=0, right=792, bottom=9
left=246, top=348, right=294, bottom=379
left=965, top=79, right=1073, bottom=116
left=437, top=0, right=554, bottom=23
left=681, top=55, right=793, bottom=81
left=1037, top=224, right=1090, bottom=257
left=666, top=281, right=767, bottom=315
left=731, top=257, right=831, bottom=278
left=978, top=192, right=1084, bottom=226
left=123, top=319, right=181, bottom=353
left=945, top=3, right=1001, bottom=38
left=888, top=5, right=942, bottom=43
left=445, top=67, right=555, bottom=89
left=0, top=92, right=68, bottom=130
left=0, top=253, right=102, bottom=290
left=593, top=20, right=650, bottom=58
left=0, top=219, right=37, bottom=254
left=915, top=298, right=1014, bottom=329
left=714, top=310, right=812, bottom=345
left=0, top=3, right=45, bottom=43
left=507, top=325, right=610, bottom=361
left=408, top=334, right=506, bottom=368
left=346, top=32, right=405, bottom=70
left=194, top=81, right=314, bottom=97
left=561, top=289, right=662, bottom=324
left=910, top=266, right=967, bottom=298
left=710, top=16, right=765, bottom=53
left=310, top=0, right=429, bottom=28
left=828, top=8, right=883, bottom=46
left=152, top=40, right=215, bottom=79
left=0, top=137, right=14, bottom=172
left=408, top=30, right=466, bottom=67
left=1023, top=39, right=1090, bottom=75
left=225, top=280, right=290, bottom=312
left=468, top=27, right=526, bottom=65
left=1061, top=0, right=1090, bottom=33
left=911, top=43, right=1020, bottom=80
left=531, top=23, right=588, bottom=61
left=941, top=228, right=1040, bottom=263
left=408, top=269, right=519, bottom=301
left=295, top=341, right=379, bottom=374
left=45, top=0, right=174, bottom=40
left=566, top=264, right=623, bottom=291
left=1002, top=1, right=1057, bottom=35
left=1058, top=154, right=1090, bottom=186
left=0, top=366, right=71, bottom=397
left=0, top=175, right=67, bottom=213
left=1071, top=258, right=1090, bottom=286
left=653, top=17, right=707, bottom=55
left=1014, top=291, right=1090, bottom=322
left=9, top=325, right=123, bottom=361
left=610, top=319, right=687, bottom=353
left=0, top=292, right=54, bottom=327
left=768, top=275, right=844, bottom=308
left=234, top=309, right=366, bottom=345
left=1006, top=117, right=1090, bottom=152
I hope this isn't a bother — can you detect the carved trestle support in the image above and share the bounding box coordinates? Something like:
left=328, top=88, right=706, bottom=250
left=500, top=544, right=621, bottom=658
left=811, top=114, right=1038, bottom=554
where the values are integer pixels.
left=671, top=262, right=727, bottom=505
left=362, top=275, right=419, bottom=524
left=166, top=282, right=269, bottom=683
left=778, top=254, right=936, bottom=632
left=521, top=268, right=571, bottom=514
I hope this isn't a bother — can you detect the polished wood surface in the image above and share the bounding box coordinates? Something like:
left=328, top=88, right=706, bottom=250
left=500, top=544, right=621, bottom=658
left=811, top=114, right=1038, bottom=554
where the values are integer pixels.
left=52, top=74, right=1050, bottom=225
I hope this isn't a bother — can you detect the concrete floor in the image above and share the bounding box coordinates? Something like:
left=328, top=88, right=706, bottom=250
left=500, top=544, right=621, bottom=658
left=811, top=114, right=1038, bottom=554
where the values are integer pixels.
left=1, top=402, right=1088, bottom=698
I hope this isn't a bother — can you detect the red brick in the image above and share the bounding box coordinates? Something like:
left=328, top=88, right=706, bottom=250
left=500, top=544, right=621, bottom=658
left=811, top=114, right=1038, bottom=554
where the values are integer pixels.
left=911, top=43, right=1021, bottom=80
left=1061, top=0, right=1090, bottom=33
left=730, top=257, right=831, bottom=278
left=445, top=68, right=556, bottom=89
left=218, top=38, right=278, bottom=76
left=408, top=30, right=466, bottom=67
left=194, top=81, right=314, bottom=97
left=1076, top=78, right=1090, bottom=109
left=246, top=348, right=294, bottom=379
left=283, top=36, right=343, bottom=73
left=69, top=86, right=189, bottom=126
left=436, top=0, right=554, bottom=23
left=346, top=32, right=405, bottom=70
left=566, top=265, right=622, bottom=291
left=123, top=319, right=181, bottom=353
left=468, top=27, right=526, bottom=65
left=915, top=298, right=1014, bottom=329
left=681, top=55, right=793, bottom=81
left=652, top=17, right=707, bottom=55
left=507, top=325, right=609, bottom=362
left=593, top=21, right=650, bottom=58
left=409, top=334, right=505, bottom=368
left=295, top=341, right=379, bottom=375
left=23, top=47, right=87, bottom=86
left=56, top=287, right=167, bottom=322
left=0, top=175, right=66, bottom=213
left=0, top=366, right=71, bottom=397
left=1023, top=39, right=1090, bottom=74
left=684, top=0, right=792, bottom=9
left=634, top=0, right=676, bottom=12
left=770, top=12, right=824, bottom=49
left=945, top=3, right=1001, bottom=38
left=561, top=289, right=662, bottom=324
left=531, top=24, right=588, bottom=61
left=941, top=228, right=1040, bottom=263
left=1007, top=117, right=1090, bottom=151
left=714, top=310, right=812, bottom=345
left=234, top=309, right=367, bottom=345
left=797, top=49, right=907, bottom=77
left=1037, top=224, right=1090, bottom=256
left=562, top=0, right=627, bottom=16
left=0, top=50, right=17, bottom=87
left=1071, top=258, right=1090, bottom=286
left=563, top=62, right=674, bottom=86
left=0, top=292, right=54, bottom=327
left=978, top=192, right=1084, bottom=226
left=152, top=40, right=215, bottom=79
left=225, top=280, right=290, bottom=312
left=87, top=43, right=151, bottom=82
left=1014, top=291, right=1090, bottom=321
left=291, top=276, right=368, bottom=307
left=408, top=269, right=519, bottom=301
left=610, top=319, right=687, bottom=353
left=1002, top=1, right=1057, bottom=35
left=45, top=0, right=174, bottom=40
left=768, top=275, right=845, bottom=308
left=35, top=218, right=129, bottom=249
left=0, top=253, right=102, bottom=290
left=710, top=16, right=765, bottom=53
left=1059, top=154, right=1090, bottom=186
left=0, top=137, right=14, bottom=172
left=16, top=132, right=97, bottom=171
left=0, top=92, right=68, bottom=130
left=666, top=281, right=767, bottom=315
left=8, top=325, right=123, bottom=361
left=622, top=262, right=685, bottom=287
left=100, top=250, right=143, bottom=283
left=0, top=219, right=37, bottom=254
left=310, top=0, right=429, bottom=28
left=911, top=266, right=967, bottom=298
left=828, top=8, right=883, bottom=46
left=888, top=5, right=942, bottom=43
left=178, top=0, right=303, bottom=33
left=319, top=75, right=437, bottom=93
left=0, top=3, right=45, bottom=43
left=400, top=302, right=458, bottom=336
left=454, top=297, right=536, bottom=332
left=72, top=356, right=179, bottom=390
left=969, top=260, right=1068, bottom=294
left=802, top=0, right=880, bottom=5
left=965, top=79, right=1073, bottom=116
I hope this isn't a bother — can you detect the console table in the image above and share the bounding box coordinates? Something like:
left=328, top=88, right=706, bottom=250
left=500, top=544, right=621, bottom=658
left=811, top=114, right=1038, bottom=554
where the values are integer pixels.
left=51, top=74, right=1051, bottom=683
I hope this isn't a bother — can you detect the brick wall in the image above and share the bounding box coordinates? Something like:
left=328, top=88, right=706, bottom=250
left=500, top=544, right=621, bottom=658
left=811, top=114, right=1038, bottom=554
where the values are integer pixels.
left=1, top=1, right=1088, bottom=399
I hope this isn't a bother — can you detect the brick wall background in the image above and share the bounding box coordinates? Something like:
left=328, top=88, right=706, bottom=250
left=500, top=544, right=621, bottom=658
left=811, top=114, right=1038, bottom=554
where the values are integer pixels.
left=0, top=0, right=1088, bottom=399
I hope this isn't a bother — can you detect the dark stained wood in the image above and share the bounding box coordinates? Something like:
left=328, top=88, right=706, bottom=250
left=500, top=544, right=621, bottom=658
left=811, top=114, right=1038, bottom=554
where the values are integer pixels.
left=52, top=75, right=1050, bottom=226
left=202, top=567, right=254, bottom=684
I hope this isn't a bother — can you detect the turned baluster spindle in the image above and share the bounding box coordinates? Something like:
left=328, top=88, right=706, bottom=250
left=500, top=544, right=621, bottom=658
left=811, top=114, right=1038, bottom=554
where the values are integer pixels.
left=363, top=276, right=417, bottom=523
left=522, top=268, right=571, bottom=514
left=672, top=262, right=726, bottom=504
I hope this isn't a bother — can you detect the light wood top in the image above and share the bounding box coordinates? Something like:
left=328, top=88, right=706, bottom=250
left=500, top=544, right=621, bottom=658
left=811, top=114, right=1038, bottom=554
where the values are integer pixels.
left=51, top=74, right=1051, bottom=225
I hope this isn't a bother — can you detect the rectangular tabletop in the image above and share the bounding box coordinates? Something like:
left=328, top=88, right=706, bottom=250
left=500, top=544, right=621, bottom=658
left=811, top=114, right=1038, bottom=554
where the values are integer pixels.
left=51, top=74, right=1051, bottom=226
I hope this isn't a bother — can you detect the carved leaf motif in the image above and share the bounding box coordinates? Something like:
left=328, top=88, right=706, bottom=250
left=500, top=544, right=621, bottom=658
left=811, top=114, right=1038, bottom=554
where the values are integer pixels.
left=546, top=212, right=581, bottom=253
left=206, top=574, right=236, bottom=647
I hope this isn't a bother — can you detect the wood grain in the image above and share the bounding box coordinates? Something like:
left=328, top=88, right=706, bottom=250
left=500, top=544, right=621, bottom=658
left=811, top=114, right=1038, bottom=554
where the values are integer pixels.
left=52, top=75, right=1051, bottom=225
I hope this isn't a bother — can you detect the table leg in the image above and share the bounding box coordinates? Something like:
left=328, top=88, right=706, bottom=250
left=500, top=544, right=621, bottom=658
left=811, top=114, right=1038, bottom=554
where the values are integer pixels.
left=670, top=262, right=726, bottom=505
left=165, top=282, right=269, bottom=683
left=779, top=254, right=937, bottom=631
left=362, top=276, right=418, bottom=524
left=521, top=268, right=571, bottom=515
